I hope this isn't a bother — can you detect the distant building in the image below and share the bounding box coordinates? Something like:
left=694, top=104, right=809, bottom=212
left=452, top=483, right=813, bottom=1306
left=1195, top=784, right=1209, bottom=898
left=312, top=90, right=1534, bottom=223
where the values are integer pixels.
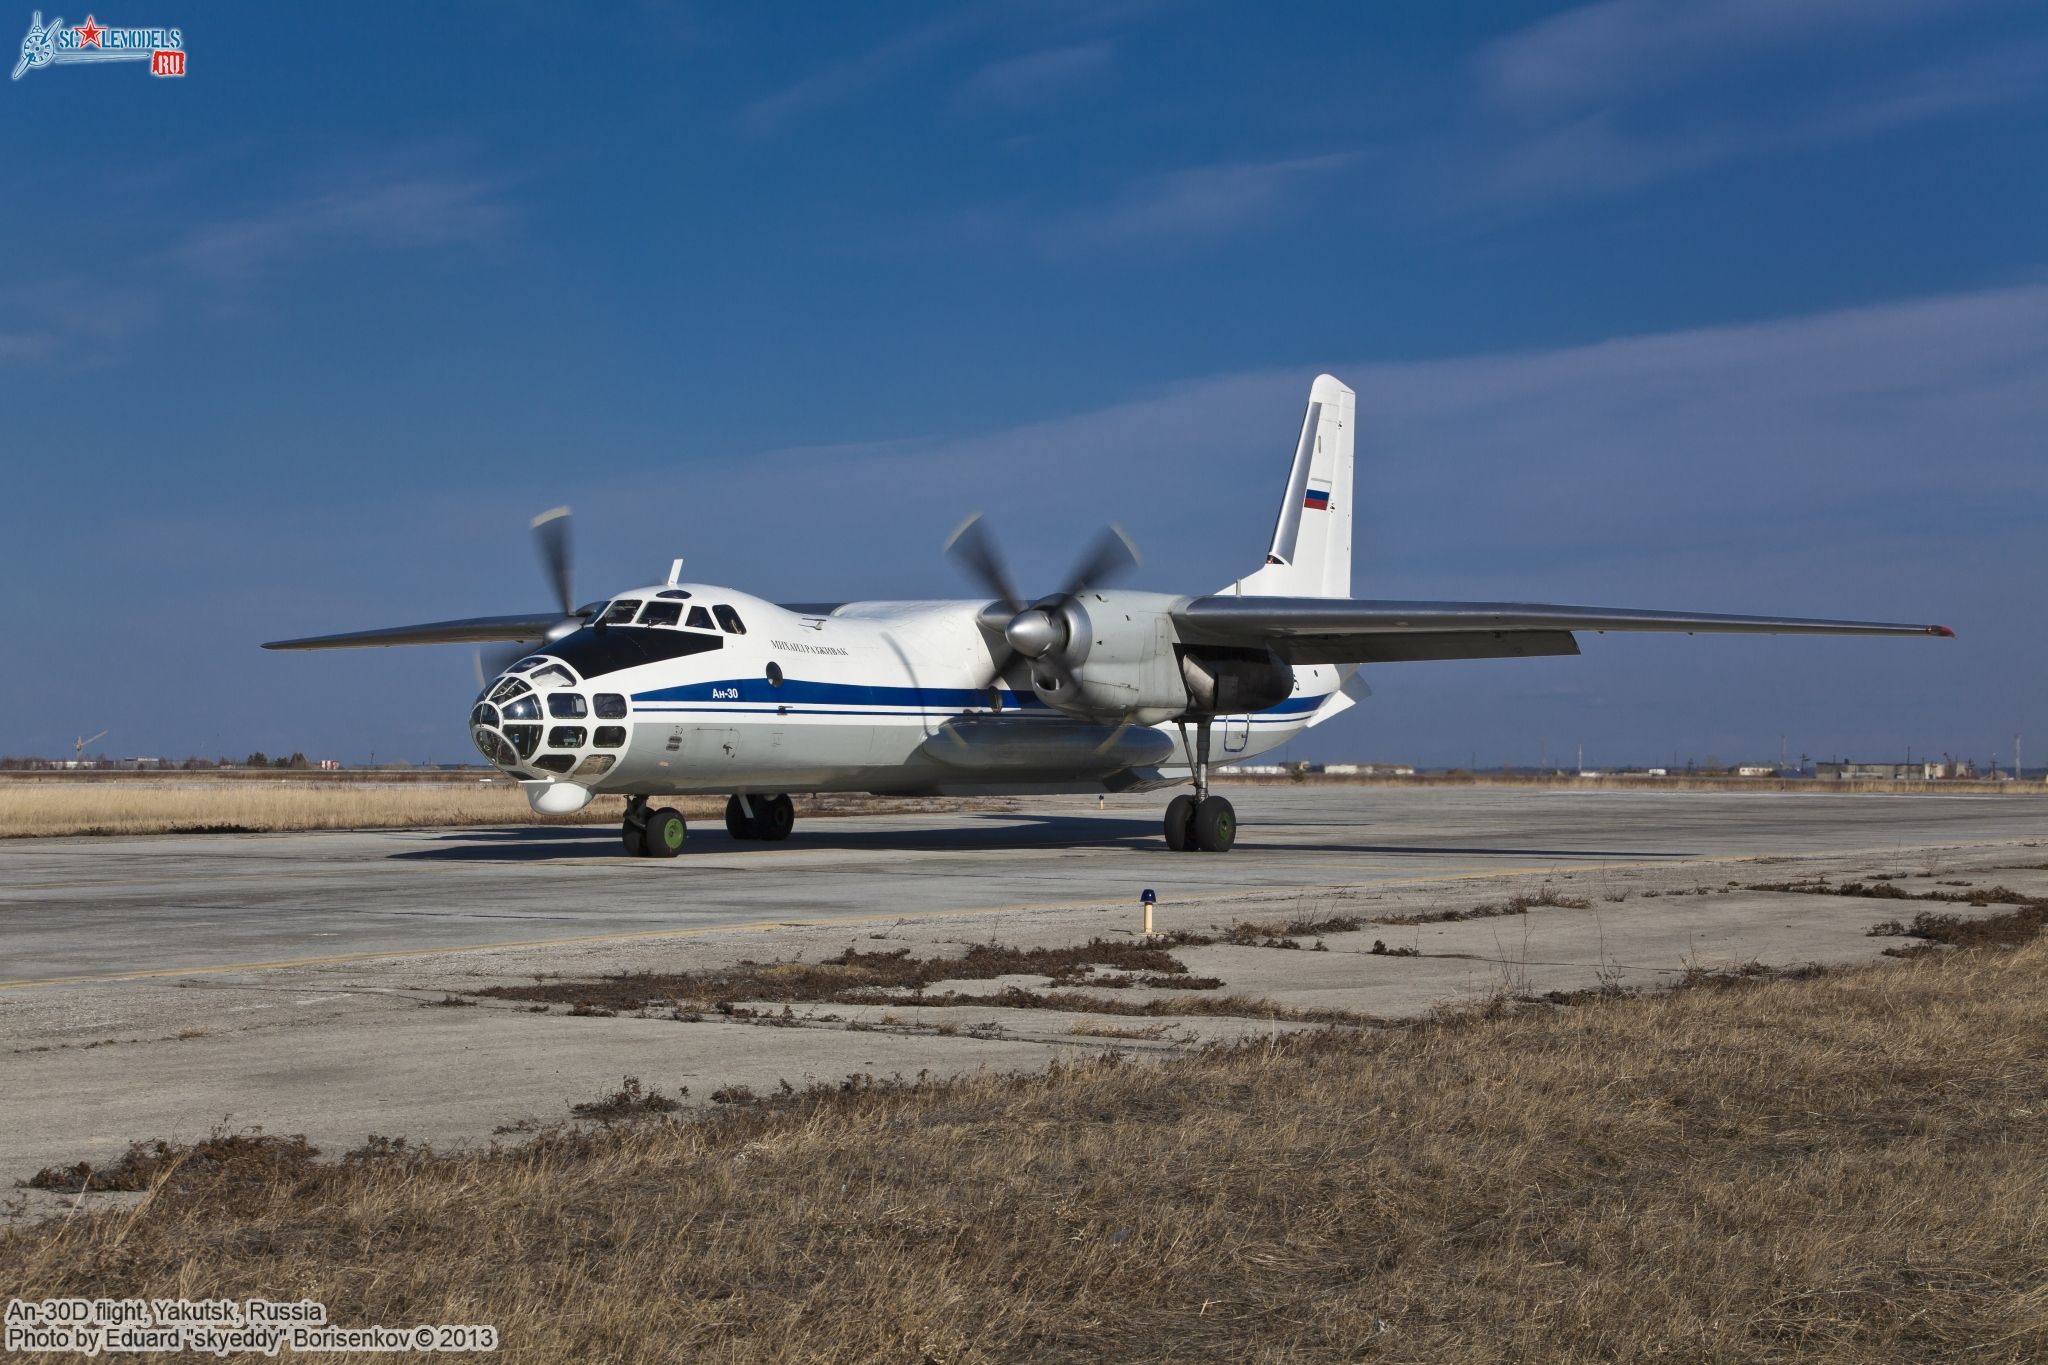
left=317, top=759, right=342, bottom=771
left=1816, top=760, right=1976, bottom=781
left=1735, top=766, right=1778, bottom=777
left=1321, top=763, right=1415, bottom=776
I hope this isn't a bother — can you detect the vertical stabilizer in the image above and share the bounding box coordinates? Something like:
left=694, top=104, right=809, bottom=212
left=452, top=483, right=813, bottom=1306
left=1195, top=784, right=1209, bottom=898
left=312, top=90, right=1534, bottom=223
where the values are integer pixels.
left=1234, top=375, right=1354, bottom=598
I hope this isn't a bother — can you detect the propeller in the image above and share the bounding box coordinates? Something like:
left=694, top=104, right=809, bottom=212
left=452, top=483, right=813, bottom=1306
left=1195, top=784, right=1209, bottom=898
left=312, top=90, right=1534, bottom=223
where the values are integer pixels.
left=474, top=507, right=584, bottom=688
left=944, top=513, right=1140, bottom=714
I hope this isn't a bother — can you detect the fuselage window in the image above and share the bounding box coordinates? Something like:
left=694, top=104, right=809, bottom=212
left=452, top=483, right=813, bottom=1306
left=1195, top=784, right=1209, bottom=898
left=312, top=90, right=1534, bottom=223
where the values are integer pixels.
left=686, top=605, right=714, bottom=630
left=593, top=725, right=627, bottom=749
left=547, top=693, right=587, bottom=719
left=600, top=600, right=642, bottom=625
left=714, top=605, right=746, bottom=634
left=637, top=601, right=683, bottom=627
left=501, top=695, right=541, bottom=722
left=765, top=661, right=783, bottom=687
left=593, top=693, right=627, bottom=720
left=547, top=726, right=587, bottom=750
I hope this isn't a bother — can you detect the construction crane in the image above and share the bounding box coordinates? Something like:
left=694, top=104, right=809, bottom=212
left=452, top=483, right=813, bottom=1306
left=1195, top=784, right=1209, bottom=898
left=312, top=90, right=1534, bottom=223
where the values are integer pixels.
left=73, top=730, right=108, bottom=768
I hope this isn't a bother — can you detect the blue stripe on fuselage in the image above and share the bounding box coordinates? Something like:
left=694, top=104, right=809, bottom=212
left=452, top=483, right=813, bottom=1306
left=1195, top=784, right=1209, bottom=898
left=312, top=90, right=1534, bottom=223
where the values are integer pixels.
left=629, top=677, right=1326, bottom=717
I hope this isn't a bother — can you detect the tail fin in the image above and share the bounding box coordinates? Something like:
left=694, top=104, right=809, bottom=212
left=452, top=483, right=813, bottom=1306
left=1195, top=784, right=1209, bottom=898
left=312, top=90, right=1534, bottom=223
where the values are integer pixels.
left=1234, top=374, right=1354, bottom=599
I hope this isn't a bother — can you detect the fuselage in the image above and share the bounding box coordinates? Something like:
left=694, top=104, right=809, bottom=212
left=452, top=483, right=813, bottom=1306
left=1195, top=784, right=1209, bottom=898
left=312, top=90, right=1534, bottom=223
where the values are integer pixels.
left=468, top=582, right=1346, bottom=810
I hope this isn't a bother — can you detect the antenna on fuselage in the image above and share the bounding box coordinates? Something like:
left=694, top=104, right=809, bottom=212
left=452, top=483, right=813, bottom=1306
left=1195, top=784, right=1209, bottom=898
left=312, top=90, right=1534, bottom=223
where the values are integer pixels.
left=667, top=558, right=684, bottom=587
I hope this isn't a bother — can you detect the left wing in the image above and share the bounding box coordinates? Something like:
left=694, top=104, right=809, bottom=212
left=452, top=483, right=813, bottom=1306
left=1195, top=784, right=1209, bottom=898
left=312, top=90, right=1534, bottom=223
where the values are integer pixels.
left=263, top=613, right=571, bottom=651
left=1172, top=597, right=1953, bottom=666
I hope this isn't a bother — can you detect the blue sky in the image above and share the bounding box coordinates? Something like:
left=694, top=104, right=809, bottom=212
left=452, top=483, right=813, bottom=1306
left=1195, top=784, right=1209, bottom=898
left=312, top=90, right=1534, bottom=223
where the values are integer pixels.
left=5, top=0, right=2044, bottom=770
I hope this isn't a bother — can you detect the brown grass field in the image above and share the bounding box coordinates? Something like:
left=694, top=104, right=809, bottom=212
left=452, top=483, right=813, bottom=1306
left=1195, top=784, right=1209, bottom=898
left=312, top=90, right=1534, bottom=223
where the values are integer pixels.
left=0, top=777, right=1001, bottom=839
left=6, top=936, right=2044, bottom=1361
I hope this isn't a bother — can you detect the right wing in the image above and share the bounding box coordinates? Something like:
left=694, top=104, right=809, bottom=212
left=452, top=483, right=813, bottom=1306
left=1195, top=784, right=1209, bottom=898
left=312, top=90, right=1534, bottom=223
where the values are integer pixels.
left=1172, top=597, right=1953, bottom=665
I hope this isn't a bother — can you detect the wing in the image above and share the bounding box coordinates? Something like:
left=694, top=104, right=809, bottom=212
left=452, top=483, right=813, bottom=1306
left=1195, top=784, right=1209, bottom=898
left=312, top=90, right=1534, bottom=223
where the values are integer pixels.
left=261, top=613, right=568, bottom=651
left=1172, top=597, right=1953, bottom=666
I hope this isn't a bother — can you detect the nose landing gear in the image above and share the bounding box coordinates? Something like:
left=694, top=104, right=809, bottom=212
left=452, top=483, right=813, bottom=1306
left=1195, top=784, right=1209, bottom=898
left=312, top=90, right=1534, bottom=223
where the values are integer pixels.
left=725, top=793, right=796, bottom=842
left=1165, top=717, right=1236, bottom=852
left=623, top=795, right=687, bottom=858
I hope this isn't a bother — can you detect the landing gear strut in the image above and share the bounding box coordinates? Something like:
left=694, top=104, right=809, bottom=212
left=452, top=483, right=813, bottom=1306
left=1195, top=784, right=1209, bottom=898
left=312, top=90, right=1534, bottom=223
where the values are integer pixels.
left=623, top=795, right=687, bottom=858
left=1166, top=717, right=1236, bottom=852
left=725, top=793, right=795, bottom=842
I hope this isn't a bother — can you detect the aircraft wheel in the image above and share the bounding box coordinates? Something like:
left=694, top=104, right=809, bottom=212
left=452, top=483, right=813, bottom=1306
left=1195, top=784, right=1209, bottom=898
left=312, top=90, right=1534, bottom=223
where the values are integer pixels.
left=646, top=807, right=687, bottom=858
left=1163, top=794, right=1197, bottom=852
left=1193, top=796, right=1236, bottom=853
left=757, top=793, right=795, bottom=842
left=622, top=816, right=647, bottom=857
left=724, top=795, right=756, bottom=840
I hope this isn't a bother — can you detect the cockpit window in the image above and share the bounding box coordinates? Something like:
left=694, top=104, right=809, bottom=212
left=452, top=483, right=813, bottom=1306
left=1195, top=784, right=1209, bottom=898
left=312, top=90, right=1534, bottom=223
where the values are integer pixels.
left=511, top=657, right=549, bottom=672
left=657, top=589, right=692, bottom=600
left=686, top=605, right=714, bottom=630
left=547, top=692, right=587, bottom=719
left=593, top=694, right=627, bottom=719
left=528, top=664, right=575, bottom=689
left=637, top=601, right=683, bottom=627
left=600, top=600, right=641, bottom=625
left=714, top=605, right=746, bottom=635
left=489, top=677, right=530, bottom=705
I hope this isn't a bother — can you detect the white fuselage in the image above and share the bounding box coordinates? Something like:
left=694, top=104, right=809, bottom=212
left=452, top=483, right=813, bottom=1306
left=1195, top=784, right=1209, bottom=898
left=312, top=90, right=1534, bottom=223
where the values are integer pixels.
left=469, top=583, right=1347, bottom=809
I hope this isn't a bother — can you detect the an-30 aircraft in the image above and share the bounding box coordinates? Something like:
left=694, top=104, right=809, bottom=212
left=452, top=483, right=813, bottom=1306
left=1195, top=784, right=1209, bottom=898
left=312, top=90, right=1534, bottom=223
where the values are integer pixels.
left=265, top=376, right=1951, bottom=858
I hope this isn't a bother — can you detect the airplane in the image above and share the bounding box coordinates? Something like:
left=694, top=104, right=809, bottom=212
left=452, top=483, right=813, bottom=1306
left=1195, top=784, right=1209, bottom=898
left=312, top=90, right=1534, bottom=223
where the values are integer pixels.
left=264, top=375, right=1951, bottom=858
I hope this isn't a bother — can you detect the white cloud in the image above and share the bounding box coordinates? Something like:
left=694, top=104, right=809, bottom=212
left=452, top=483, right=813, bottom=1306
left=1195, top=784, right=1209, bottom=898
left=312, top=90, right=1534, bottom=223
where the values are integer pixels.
left=739, top=7, right=1000, bottom=137
left=1475, top=38, right=2048, bottom=202
left=954, top=39, right=1115, bottom=111
left=173, top=169, right=512, bottom=285
left=1475, top=0, right=1980, bottom=112
left=1031, top=152, right=1359, bottom=257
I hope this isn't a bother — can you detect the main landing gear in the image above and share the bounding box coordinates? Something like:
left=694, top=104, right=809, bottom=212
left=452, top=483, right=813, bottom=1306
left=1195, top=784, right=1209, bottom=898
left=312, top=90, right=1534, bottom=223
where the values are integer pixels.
left=622, top=795, right=688, bottom=858
left=725, top=793, right=795, bottom=842
left=1164, top=717, right=1236, bottom=852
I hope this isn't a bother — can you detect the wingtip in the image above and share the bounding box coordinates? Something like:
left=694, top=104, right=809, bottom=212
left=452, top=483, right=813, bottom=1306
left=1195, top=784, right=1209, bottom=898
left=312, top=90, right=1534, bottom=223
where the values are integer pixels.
left=1929, top=624, right=1956, bottom=638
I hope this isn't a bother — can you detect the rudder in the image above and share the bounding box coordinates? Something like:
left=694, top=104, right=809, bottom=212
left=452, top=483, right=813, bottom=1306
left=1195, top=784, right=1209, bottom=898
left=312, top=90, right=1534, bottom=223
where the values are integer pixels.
left=1237, top=374, right=1354, bottom=598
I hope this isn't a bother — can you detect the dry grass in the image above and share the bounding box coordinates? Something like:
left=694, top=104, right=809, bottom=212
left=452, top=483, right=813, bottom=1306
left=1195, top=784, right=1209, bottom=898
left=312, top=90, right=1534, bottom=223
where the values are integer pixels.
left=0, top=778, right=633, bottom=837
left=0, top=778, right=1006, bottom=839
left=7, top=941, right=2046, bottom=1361
left=483, top=938, right=1224, bottom=1014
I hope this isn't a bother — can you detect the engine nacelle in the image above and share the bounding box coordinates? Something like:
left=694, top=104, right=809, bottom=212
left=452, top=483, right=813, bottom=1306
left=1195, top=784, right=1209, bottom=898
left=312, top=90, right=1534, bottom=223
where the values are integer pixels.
left=1178, top=646, right=1294, bottom=715
left=1018, top=590, right=1191, bottom=725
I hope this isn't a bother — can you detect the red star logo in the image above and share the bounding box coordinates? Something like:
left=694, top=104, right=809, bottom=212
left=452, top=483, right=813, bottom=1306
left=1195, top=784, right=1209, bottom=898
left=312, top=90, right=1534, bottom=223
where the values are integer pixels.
left=75, top=15, right=103, bottom=47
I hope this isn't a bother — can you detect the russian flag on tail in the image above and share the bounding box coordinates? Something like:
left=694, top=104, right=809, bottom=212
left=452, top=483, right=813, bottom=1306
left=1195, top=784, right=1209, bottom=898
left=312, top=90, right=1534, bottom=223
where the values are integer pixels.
left=1303, top=484, right=1330, bottom=511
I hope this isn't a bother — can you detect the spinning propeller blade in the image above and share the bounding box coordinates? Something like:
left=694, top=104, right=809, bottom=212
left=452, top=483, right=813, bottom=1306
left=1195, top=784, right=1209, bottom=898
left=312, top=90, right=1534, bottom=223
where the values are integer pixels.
left=943, top=514, right=1142, bottom=706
